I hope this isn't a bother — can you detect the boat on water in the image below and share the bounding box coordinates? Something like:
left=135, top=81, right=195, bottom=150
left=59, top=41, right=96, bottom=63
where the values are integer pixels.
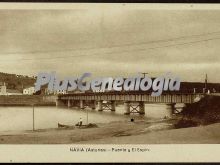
left=58, top=123, right=74, bottom=129
left=58, top=122, right=98, bottom=129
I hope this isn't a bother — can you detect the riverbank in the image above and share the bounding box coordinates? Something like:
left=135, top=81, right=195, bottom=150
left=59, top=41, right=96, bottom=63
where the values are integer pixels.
left=84, top=122, right=220, bottom=144
left=0, top=118, right=219, bottom=144
left=175, top=94, right=220, bottom=128
left=0, top=95, right=55, bottom=106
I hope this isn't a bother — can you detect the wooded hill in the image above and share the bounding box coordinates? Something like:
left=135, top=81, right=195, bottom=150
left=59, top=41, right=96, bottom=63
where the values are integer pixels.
left=0, top=72, right=36, bottom=92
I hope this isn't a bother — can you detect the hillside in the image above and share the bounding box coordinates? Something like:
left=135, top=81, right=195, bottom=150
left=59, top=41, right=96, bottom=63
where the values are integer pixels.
left=175, top=95, right=220, bottom=128
left=0, top=72, right=36, bottom=91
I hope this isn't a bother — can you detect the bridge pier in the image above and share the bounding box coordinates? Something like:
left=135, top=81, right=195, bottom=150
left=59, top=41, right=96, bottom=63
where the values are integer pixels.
left=139, top=101, right=145, bottom=115
left=90, top=100, right=96, bottom=110
left=124, top=101, right=130, bottom=115
left=111, top=101, right=116, bottom=111
left=80, top=100, right=84, bottom=109
left=124, top=101, right=145, bottom=115
left=67, top=99, right=72, bottom=108
left=166, top=103, right=176, bottom=116
left=56, top=99, right=65, bottom=107
left=97, top=100, right=116, bottom=111
left=174, top=103, right=186, bottom=114
left=98, top=100, right=103, bottom=111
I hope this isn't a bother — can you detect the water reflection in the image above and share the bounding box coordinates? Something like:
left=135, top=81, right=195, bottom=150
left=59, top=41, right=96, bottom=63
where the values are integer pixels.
left=0, top=103, right=177, bottom=132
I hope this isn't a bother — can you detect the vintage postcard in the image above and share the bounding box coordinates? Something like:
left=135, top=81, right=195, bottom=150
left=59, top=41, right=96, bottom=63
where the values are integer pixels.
left=0, top=3, right=219, bottom=163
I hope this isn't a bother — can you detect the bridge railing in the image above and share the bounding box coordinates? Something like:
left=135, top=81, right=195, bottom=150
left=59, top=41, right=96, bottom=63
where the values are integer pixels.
left=58, top=91, right=204, bottom=104
left=59, top=90, right=201, bottom=96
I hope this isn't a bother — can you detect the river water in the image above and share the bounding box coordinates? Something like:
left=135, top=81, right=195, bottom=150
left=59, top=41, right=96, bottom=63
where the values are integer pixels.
left=0, top=104, right=183, bottom=133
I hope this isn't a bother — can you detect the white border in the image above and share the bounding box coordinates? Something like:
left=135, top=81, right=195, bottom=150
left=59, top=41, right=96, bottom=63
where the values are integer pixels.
left=0, top=3, right=219, bottom=163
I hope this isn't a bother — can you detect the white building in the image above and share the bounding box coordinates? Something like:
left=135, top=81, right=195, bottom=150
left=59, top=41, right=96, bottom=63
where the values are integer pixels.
left=0, top=84, right=7, bottom=95
left=0, top=83, right=22, bottom=95
left=54, top=90, right=67, bottom=95
left=23, top=86, right=35, bottom=95
left=6, top=89, right=23, bottom=95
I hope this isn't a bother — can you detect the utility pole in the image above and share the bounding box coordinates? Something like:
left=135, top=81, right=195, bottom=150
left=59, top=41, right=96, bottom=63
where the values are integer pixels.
left=86, top=108, right=88, bottom=125
left=205, top=73, right=208, bottom=92
left=141, top=72, right=148, bottom=77
left=32, top=104, right=35, bottom=131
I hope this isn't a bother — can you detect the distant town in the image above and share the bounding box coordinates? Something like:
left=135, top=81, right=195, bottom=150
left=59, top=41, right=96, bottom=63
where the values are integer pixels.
left=0, top=72, right=68, bottom=96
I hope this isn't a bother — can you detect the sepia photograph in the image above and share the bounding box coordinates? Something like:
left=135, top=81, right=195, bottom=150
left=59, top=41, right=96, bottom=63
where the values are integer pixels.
left=0, top=3, right=220, bottom=162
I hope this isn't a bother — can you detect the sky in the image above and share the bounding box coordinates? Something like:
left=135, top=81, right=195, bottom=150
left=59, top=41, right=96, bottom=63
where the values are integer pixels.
left=0, top=8, right=220, bottom=82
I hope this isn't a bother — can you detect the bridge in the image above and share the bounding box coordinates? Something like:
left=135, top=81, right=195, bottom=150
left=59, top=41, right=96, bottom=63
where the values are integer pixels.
left=54, top=91, right=204, bottom=115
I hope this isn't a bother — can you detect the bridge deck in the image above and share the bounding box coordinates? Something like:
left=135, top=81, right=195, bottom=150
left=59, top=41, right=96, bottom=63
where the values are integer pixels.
left=59, top=92, right=204, bottom=104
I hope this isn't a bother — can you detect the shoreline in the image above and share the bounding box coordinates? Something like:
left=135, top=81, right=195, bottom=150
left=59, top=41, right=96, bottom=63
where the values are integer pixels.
left=0, top=118, right=173, bottom=135
left=1, top=118, right=219, bottom=144
left=80, top=122, right=220, bottom=144
left=0, top=118, right=175, bottom=143
left=0, top=95, right=55, bottom=106
left=0, top=103, right=55, bottom=106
